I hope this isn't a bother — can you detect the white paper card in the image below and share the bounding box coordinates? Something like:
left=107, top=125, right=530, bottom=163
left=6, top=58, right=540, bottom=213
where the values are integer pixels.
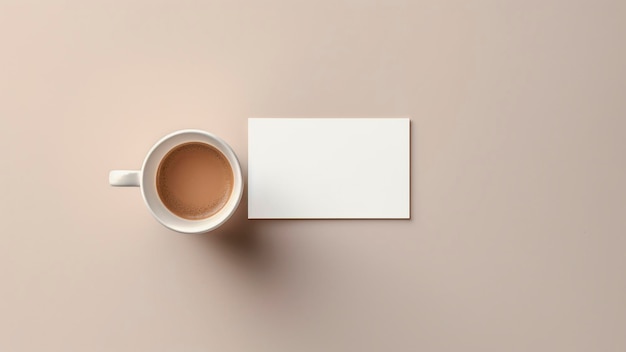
left=248, top=118, right=410, bottom=219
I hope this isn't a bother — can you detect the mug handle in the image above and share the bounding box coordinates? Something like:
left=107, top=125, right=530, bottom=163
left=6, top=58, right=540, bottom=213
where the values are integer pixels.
left=109, top=170, right=141, bottom=187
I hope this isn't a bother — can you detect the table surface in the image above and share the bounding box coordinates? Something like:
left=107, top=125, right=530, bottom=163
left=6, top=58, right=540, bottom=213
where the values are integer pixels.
left=1, top=1, right=625, bottom=351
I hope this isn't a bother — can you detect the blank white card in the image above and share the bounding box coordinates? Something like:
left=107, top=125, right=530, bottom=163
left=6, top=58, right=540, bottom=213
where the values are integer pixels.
left=248, top=118, right=410, bottom=219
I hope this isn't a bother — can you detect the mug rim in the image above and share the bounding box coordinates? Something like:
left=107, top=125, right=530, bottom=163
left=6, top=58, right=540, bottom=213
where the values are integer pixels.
left=139, top=129, right=244, bottom=234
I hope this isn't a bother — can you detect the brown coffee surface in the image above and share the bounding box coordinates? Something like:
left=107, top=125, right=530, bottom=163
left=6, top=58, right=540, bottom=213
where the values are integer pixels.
left=156, top=142, right=234, bottom=220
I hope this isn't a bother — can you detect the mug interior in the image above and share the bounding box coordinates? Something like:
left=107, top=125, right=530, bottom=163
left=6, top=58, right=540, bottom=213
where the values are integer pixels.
left=140, top=130, right=243, bottom=233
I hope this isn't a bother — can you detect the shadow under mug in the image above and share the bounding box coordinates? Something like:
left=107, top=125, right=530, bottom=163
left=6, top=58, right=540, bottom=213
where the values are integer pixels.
left=109, top=129, right=244, bottom=233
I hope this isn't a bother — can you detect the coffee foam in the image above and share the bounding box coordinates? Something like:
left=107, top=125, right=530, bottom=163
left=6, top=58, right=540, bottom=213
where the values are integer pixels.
left=156, top=142, right=234, bottom=220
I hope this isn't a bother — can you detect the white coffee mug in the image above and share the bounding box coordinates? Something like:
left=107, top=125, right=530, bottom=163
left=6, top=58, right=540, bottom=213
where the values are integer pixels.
left=109, top=129, right=243, bottom=233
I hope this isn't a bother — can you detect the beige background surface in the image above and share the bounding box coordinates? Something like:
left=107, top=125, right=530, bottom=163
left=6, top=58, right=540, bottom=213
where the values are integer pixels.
left=1, top=1, right=625, bottom=351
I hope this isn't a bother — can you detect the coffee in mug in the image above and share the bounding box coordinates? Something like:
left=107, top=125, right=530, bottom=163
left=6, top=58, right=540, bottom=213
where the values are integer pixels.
left=156, top=142, right=234, bottom=220
left=109, top=130, right=243, bottom=233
